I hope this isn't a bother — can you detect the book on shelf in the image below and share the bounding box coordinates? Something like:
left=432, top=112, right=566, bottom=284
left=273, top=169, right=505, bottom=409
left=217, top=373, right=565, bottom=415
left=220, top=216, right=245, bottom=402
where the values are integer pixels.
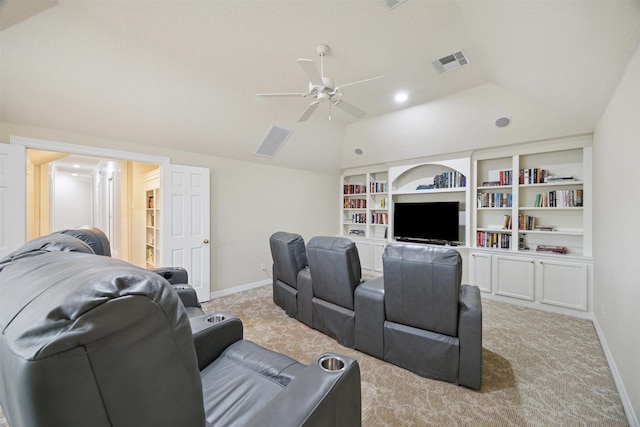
left=488, top=169, right=512, bottom=186
left=502, top=214, right=512, bottom=229
left=482, top=181, right=501, bottom=187
left=370, top=181, right=388, bottom=193
left=536, top=245, right=567, bottom=254
left=478, top=192, right=512, bottom=208
left=534, top=225, right=554, bottom=231
left=519, top=168, right=549, bottom=184
left=432, top=171, right=466, bottom=189
left=343, top=184, right=366, bottom=194
left=518, top=214, right=536, bottom=230
left=476, top=231, right=511, bottom=249
left=533, top=189, right=582, bottom=207
left=416, top=184, right=434, bottom=190
left=343, top=198, right=366, bottom=209
left=547, top=176, right=575, bottom=182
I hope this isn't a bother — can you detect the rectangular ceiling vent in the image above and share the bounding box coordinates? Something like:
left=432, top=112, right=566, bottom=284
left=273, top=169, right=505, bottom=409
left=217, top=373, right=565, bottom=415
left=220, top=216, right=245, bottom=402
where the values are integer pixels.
left=431, top=50, right=470, bottom=74
left=383, top=0, right=408, bottom=10
left=254, top=124, right=292, bottom=158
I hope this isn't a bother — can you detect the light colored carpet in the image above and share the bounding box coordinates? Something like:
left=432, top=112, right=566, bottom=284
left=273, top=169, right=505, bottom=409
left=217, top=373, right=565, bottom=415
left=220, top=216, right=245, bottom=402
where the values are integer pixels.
left=0, top=285, right=627, bottom=426
left=202, top=285, right=627, bottom=426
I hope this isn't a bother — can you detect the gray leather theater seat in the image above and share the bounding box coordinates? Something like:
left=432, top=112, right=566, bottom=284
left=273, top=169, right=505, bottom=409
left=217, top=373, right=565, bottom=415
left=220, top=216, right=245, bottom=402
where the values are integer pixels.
left=269, top=231, right=313, bottom=327
left=0, top=238, right=362, bottom=427
left=355, top=243, right=482, bottom=389
left=307, top=236, right=363, bottom=348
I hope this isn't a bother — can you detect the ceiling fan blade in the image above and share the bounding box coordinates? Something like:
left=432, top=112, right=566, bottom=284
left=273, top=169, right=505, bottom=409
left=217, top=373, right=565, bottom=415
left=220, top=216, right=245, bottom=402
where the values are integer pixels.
left=297, top=101, right=320, bottom=122
left=336, top=75, right=385, bottom=89
left=297, top=59, right=323, bottom=87
left=332, top=99, right=367, bottom=119
left=256, top=92, right=307, bottom=97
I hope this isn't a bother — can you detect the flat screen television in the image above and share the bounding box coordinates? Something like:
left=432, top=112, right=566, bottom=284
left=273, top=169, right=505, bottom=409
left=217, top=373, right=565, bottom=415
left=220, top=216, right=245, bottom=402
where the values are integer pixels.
left=393, top=201, right=459, bottom=244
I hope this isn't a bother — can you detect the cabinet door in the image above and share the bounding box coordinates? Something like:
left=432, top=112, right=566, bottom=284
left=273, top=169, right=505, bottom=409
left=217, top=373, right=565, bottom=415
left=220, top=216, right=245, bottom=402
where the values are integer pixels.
left=373, top=242, right=386, bottom=273
left=493, top=255, right=535, bottom=300
left=537, top=259, right=588, bottom=311
left=355, top=240, right=372, bottom=272
left=469, top=252, right=492, bottom=292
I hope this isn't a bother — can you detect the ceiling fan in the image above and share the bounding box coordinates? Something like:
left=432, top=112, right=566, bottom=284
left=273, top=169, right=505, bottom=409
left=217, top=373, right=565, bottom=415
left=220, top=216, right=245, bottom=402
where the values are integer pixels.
left=256, top=44, right=384, bottom=122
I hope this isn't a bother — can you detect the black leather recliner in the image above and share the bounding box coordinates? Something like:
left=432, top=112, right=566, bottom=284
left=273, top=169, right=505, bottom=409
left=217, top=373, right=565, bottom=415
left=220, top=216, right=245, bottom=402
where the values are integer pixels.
left=0, top=236, right=362, bottom=427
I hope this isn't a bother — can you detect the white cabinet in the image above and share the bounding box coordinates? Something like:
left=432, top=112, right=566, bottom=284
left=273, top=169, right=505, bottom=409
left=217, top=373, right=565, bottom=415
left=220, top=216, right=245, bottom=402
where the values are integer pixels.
left=471, top=249, right=591, bottom=314
left=353, top=238, right=387, bottom=275
left=469, top=251, right=492, bottom=292
left=493, top=255, right=535, bottom=301
left=537, top=259, right=588, bottom=311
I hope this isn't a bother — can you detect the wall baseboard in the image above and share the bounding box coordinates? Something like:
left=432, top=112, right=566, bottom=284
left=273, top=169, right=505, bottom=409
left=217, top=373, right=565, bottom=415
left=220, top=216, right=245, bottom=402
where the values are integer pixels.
left=209, top=279, right=271, bottom=300
left=592, top=316, right=639, bottom=427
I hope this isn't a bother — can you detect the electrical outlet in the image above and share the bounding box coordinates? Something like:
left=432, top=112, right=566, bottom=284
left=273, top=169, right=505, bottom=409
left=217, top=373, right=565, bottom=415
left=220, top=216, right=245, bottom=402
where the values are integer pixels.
left=261, top=263, right=266, bottom=271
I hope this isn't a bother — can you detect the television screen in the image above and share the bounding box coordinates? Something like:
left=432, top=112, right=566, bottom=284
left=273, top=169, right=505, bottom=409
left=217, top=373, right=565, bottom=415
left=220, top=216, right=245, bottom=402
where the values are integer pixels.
left=393, top=201, right=459, bottom=244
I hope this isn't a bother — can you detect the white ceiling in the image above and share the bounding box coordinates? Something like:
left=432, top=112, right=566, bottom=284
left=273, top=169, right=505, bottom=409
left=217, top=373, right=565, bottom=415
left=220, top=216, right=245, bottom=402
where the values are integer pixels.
left=1, top=0, right=639, bottom=173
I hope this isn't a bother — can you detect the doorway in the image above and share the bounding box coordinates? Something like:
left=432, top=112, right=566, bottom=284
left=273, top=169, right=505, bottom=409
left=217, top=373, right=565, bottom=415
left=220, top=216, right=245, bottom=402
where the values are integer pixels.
left=26, top=149, right=159, bottom=267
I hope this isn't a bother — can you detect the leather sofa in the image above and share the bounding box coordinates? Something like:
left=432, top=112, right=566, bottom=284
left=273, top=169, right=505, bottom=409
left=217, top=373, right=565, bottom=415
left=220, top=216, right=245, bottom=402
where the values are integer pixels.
left=0, top=235, right=362, bottom=427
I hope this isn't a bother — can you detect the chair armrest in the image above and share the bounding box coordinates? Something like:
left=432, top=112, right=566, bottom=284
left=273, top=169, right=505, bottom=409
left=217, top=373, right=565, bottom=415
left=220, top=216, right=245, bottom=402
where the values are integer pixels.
left=151, top=266, right=188, bottom=285
left=246, top=353, right=361, bottom=427
left=458, top=284, right=482, bottom=390
left=189, top=312, right=243, bottom=370
left=171, top=284, right=202, bottom=309
left=354, top=276, right=385, bottom=359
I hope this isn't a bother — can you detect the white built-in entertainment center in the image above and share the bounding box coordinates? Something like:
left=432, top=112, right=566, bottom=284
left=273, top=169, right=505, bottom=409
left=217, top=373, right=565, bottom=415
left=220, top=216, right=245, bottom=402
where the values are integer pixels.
left=340, top=134, right=592, bottom=317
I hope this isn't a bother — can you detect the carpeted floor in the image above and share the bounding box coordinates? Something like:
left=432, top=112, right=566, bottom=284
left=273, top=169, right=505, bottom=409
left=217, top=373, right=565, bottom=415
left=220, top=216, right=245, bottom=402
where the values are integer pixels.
left=201, top=285, right=627, bottom=426
left=0, top=285, right=627, bottom=426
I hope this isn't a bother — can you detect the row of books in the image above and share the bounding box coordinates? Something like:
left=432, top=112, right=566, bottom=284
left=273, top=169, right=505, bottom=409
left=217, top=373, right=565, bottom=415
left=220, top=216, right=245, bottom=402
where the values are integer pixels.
left=477, top=231, right=511, bottom=249
left=433, top=171, right=466, bottom=189
left=370, top=181, right=388, bottom=193
left=377, top=197, right=388, bottom=209
left=371, top=213, right=389, bottom=225
left=478, top=192, right=512, bottom=208
left=348, top=213, right=367, bottom=224
left=482, top=169, right=512, bottom=187
left=533, top=190, right=583, bottom=207
left=343, top=198, right=366, bottom=209
left=343, top=184, right=366, bottom=195
left=499, top=215, right=554, bottom=231
left=520, top=168, right=550, bottom=184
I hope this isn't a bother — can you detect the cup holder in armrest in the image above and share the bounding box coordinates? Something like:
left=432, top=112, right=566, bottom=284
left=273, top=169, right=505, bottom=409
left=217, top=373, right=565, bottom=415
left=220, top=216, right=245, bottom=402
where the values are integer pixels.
left=318, top=355, right=345, bottom=372
left=206, top=314, right=227, bottom=324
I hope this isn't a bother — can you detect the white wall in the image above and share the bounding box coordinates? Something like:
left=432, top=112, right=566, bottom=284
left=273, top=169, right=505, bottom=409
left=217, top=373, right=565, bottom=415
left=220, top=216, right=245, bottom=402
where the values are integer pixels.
left=593, top=43, right=640, bottom=425
left=1, top=121, right=339, bottom=294
left=51, top=172, right=92, bottom=231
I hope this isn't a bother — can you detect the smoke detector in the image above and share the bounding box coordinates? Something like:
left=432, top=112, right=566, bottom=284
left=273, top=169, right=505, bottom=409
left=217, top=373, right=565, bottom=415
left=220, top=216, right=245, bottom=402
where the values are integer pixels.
left=383, top=0, right=408, bottom=10
left=431, top=50, right=470, bottom=74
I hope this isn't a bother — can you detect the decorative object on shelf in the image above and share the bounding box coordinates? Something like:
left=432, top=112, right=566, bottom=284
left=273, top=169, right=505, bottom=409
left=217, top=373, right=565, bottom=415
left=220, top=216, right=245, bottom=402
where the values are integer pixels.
left=536, top=245, right=568, bottom=254
left=349, top=229, right=365, bottom=236
left=518, top=234, right=529, bottom=250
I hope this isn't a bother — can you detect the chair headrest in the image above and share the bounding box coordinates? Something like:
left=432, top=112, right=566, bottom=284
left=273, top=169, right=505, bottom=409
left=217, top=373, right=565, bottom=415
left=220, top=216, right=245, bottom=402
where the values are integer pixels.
left=0, top=234, right=93, bottom=273
left=56, top=226, right=111, bottom=256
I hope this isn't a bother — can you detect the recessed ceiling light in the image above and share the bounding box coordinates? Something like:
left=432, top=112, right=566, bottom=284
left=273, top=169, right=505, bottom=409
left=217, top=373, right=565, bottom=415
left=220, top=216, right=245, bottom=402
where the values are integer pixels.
left=73, top=164, right=80, bottom=168
left=394, top=92, right=408, bottom=103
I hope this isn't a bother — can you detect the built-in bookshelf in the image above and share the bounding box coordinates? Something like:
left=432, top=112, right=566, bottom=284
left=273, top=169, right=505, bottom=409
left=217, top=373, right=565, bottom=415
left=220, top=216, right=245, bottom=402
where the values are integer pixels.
left=144, top=170, right=160, bottom=268
left=341, top=171, right=389, bottom=239
left=473, top=145, right=590, bottom=257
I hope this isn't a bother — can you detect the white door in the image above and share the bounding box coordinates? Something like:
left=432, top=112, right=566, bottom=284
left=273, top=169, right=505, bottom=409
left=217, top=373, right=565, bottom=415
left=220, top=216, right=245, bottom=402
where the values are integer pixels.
left=161, top=164, right=211, bottom=302
left=0, top=143, right=26, bottom=257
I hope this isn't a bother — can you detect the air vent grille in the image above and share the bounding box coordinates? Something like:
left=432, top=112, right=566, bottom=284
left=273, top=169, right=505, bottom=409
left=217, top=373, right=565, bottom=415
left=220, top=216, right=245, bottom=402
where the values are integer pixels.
left=383, top=0, right=408, bottom=10
left=431, top=50, right=470, bottom=74
left=254, top=124, right=292, bottom=158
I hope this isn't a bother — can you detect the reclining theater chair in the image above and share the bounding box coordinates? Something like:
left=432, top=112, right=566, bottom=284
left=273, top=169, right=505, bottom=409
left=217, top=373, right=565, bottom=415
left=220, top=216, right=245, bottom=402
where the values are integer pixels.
left=384, top=244, right=481, bottom=389
left=306, top=236, right=363, bottom=348
left=269, top=231, right=313, bottom=327
left=0, top=235, right=362, bottom=427
left=355, top=243, right=482, bottom=389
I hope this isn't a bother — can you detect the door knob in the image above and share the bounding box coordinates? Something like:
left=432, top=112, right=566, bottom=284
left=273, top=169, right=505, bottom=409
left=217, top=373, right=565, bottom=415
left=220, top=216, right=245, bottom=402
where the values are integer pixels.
left=203, top=239, right=209, bottom=244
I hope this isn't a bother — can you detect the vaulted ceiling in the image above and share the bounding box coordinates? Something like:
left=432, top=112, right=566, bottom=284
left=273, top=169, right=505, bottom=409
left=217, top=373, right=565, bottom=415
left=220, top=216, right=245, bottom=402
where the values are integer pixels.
left=1, top=0, right=639, bottom=173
